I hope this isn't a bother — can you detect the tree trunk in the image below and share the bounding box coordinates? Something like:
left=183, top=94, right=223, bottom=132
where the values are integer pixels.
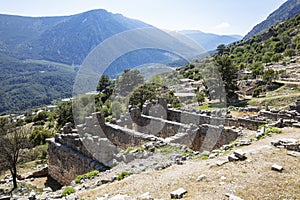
left=11, top=165, right=17, bottom=190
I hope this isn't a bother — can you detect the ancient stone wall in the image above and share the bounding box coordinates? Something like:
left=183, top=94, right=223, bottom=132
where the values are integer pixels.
left=47, top=136, right=107, bottom=186
left=167, top=108, right=264, bottom=130
left=165, top=124, right=238, bottom=151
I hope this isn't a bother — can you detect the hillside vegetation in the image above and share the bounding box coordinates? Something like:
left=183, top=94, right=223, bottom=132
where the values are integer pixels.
left=0, top=54, right=76, bottom=114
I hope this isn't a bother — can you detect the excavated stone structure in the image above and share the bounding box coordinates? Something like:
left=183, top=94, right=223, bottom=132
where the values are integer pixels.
left=48, top=98, right=271, bottom=185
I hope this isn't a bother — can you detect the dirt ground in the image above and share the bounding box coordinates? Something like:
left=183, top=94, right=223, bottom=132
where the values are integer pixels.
left=78, top=127, right=300, bottom=200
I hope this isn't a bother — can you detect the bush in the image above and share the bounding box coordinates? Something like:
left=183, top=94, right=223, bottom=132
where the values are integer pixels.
left=29, top=127, right=54, bottom=146
left=265, top=127, right=282, bottom=134
left=117, top=171, right=132, bottom=181
left=62, top=187, right=75, bottom=197
left=75, top=170, right=99, bottom=184
left=253, top=86, right=263, bottom=97
left=195, top=93, right=205, bottom=104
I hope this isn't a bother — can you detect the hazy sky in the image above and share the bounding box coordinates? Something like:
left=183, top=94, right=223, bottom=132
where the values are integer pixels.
left=0, top=0, right=287, bottom=36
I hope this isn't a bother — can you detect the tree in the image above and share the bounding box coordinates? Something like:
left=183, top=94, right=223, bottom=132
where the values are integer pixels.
left=263, top=69, right=277, bottom=85
left=96, top=74, right=114, bottom=102
left=54, top=102, right=74, bottom=129
left=214, top=55, right=238, bottom=103
left=216, top=44, right=227, bottom=55
left=0, top=121, right=31, bottom=191
left=115, top=69, right=144, bottom=97
left=195, top=93, right=205, bottom=105
left=129, top=83, right=161, bottom=109
left=284, top=49, right=296, bottom=57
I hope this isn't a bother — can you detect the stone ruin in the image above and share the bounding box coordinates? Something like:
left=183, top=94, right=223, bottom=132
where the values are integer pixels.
left=49, top=98, right=300, bottom=185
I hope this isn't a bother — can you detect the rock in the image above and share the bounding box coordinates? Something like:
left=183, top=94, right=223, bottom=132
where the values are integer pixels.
left=208, top=153, right=218, bottom=159
left=225, top=193, right=244, bottom=200
left=287, top=151, right=300, bottom=157
left=138, top=192, right=153, bottom=200
left=66, top=193, right=79, bottom=200
left=272, top=164, right=283, bottom=172
left=271, top=138, right=300, bottom=152
left=235, top=140, right=251, bottom=146
left=228, top=154, right=239, bottom=162
left=42, top=187, right=52, bottom=193
left=124, top=153, right=135, bottom=163
left=217, top=160, right=228, bottom=166
left=109, top=194, right=131, bottom=200
left=170, top=188, right=187, bottom=199
left=222, top=144, right=233, bottom=150
left=196, top=174, right=206, bottom=182
left=233, top=150, right=247, bottom=161
left=28, top=190, right=36, bottom=200
left=220, top=176, right=226, bottom=181
left=0, top=196, right=11, bottom=200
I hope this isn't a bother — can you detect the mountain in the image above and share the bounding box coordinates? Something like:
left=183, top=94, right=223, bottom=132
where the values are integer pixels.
left=179, top=30, right=242, bottom=51
left=0, top=9, right=203, bottom=114
left=0, top=9, right=152, bottom=65
left=244, top=0, right=300, bottom=39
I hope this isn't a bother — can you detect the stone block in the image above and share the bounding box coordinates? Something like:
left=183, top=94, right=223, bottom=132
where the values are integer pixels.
left=272, top=164, right=283, bottom=172
left=170, top=188, right=187, bottom=199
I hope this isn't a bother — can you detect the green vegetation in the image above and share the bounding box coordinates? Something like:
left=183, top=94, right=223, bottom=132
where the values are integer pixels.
left=29, top=127, right=54, bottom=146
left=0, top=54, right=75, bottom=115
left=265, top=127, right=282, bottom=134
left=75, top=170, right=100, bottom=184
left=62, top=187, right=76, bottom=197
left=117, top=171, right=132, bottom=181
left=158, top=145, right=182, bottom=155
left=124, top=147, right=144, bottom=154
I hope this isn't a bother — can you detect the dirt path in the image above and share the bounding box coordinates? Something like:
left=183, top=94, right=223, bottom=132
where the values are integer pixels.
left=78, top=128, right=300, bottom=200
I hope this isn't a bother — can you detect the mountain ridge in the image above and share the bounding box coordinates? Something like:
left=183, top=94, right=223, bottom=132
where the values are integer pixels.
left=244, top=0, right=300, bottom=39
left=179, top=30, right=242, bottom=51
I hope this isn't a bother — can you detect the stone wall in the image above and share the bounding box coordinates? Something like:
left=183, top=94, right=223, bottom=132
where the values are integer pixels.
left=167, top=108, right=264, bottom=131
left=165, top=124, right=238, bottom=151
left=47, top=136, right=107, bottom=186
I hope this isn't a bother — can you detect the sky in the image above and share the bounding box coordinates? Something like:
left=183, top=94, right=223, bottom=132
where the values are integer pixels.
left=0, top=0, right=288, bottom=36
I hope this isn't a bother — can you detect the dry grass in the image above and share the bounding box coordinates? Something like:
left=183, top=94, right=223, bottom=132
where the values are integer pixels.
left=78, top=128, right=300, bottom=200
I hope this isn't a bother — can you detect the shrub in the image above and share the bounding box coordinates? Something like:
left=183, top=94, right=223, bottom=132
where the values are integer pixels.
left=29, top=127, right=54, bottom=146
left=62, top=187, right=75, bottom=197
left=117, top=171, right=132, bottom=181
left=265, top=127, right=282, bottom=134
left=75, top=170, right=99, bottom=184
left=253, top=86, right=263, bottom=97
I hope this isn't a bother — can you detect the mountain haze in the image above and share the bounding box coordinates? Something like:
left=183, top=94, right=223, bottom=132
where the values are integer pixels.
left=180, top=30, right=242, bottom=51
